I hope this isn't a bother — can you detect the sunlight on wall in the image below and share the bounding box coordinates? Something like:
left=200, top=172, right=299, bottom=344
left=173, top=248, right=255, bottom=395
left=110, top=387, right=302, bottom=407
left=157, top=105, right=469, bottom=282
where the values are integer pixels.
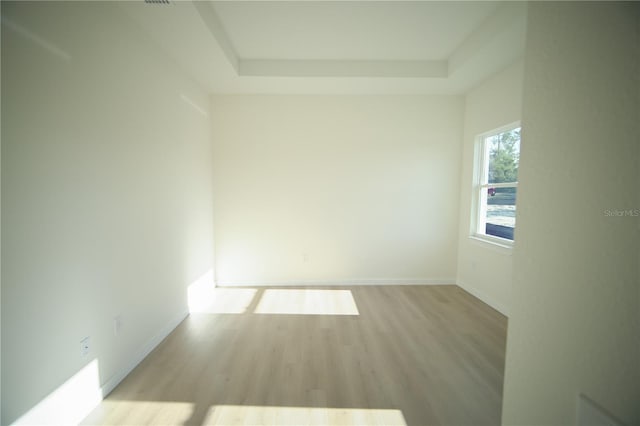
left=188, top=270, right=258, bottom=314
left=1, top=16, right=71, bottom=61
left=179, top=93, right=208, bottom=117
left=13, top=359, right=102, bottom=425
left=203, top=405, right=406, bottom=426
left=254, top=289, right=359, bottom=316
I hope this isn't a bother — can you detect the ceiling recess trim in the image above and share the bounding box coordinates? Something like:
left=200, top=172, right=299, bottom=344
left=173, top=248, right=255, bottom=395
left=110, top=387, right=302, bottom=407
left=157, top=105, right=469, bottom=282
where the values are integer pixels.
left=240, top=59, right=448, bottom=78
left=193, top=1, right=525, bottom=80
left=192, top=0, right=239, bottom=73
left=448, top=2, right=526, bottom=74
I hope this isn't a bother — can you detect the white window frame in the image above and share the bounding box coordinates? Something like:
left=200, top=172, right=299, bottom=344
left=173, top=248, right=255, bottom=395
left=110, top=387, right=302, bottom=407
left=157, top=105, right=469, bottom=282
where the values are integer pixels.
left=470, top=121, right=520, bottom=248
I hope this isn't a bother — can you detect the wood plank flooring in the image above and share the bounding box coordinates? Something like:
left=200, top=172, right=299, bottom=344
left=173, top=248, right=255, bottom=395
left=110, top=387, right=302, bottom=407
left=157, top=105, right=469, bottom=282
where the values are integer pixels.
left=82, top=285, right=507, bottom=426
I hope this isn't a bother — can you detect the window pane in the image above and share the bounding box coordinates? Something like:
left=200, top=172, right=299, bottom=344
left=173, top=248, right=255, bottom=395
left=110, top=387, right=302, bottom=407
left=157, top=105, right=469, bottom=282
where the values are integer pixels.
left=485, top=187, right=516, bottom=240
left=487, top=128, right=520, bottom=184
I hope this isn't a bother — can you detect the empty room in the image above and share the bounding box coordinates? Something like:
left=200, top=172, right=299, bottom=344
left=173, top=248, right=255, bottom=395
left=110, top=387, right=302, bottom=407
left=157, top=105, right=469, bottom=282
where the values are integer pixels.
left=1, top=1, right=638, bottom=426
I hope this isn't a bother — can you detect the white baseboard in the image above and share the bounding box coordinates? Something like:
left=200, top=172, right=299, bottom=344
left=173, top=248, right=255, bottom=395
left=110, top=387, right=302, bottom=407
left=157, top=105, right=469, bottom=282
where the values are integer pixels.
left=456, top=280, right=509, bottom=317
left=216, top=278, right=456, bottom=287
left=100, top=309, right=189, bottom=397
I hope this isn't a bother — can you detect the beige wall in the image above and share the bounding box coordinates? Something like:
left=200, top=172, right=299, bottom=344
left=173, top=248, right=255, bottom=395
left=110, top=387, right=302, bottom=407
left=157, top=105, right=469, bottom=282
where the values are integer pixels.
left=211, top=95, right=463, bottom=285
left=0, top=2, right=3, bottom=422
left=456, top=60, right=524, bottom=316
left=503, top=2, right=639, bottom=425
left=1, top=2, right=214, bottom=424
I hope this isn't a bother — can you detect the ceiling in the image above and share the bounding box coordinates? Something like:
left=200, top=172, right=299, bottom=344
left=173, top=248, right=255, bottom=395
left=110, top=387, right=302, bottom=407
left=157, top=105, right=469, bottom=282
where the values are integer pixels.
left=212, top=2, right=499, bottom=61
left=120, top=1, right=526, bottom=95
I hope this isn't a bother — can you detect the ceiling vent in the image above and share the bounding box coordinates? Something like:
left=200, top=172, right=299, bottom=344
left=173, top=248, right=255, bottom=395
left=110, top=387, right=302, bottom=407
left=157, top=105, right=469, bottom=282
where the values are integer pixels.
left=144, top=0, right=171, bottom=4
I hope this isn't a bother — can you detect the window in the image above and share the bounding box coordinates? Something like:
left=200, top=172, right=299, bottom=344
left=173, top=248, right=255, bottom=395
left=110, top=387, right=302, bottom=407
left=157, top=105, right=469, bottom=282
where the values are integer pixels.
left=472, top=123, right=521, bottom=245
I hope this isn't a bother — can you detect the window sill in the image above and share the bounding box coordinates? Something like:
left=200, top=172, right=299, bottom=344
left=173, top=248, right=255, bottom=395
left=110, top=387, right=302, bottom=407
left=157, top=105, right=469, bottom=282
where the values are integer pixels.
left=469, top=234, right=513, bottom=255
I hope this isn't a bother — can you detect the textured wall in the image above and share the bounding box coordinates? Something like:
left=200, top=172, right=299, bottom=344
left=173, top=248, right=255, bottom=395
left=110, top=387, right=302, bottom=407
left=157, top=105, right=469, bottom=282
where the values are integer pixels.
left=503, top=3, right=640, bottom=424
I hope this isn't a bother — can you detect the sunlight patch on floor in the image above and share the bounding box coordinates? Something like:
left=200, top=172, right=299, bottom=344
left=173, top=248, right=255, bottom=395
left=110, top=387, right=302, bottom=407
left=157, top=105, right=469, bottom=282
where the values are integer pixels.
left=189, top=286, right=257, bottom=314
left=188, top=269, right=258, bottom=314
left=203, top=405, right=406, bottom=426
left=82, top=401, right=194, bottom=425
left=254, top=289, right=359, bottom=315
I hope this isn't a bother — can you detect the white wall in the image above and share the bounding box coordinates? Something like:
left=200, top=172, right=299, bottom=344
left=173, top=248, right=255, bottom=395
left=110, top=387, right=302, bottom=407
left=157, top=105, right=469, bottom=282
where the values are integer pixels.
left=0, top=2, right=3, bottom=422
left=211, top=95, right=463, bottom=285
left=456, top=60, right=524, bottom=316
left=503, top=2, right=639, bottom=425
left=1, top=2, right=213, bottom=424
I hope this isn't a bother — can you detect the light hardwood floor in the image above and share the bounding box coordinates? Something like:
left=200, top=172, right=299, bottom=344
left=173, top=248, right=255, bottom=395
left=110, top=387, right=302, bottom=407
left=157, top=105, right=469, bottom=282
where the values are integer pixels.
left=82, top=285, right=507, bottom=426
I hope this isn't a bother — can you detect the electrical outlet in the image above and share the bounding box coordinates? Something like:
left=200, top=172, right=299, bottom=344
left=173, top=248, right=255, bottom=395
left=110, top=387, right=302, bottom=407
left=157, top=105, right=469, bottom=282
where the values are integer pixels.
left=113, top=315, right=122, bottom=336
left=80, top=336, right=90, bottom=357
left=303, top=253, right=309, bottom=262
